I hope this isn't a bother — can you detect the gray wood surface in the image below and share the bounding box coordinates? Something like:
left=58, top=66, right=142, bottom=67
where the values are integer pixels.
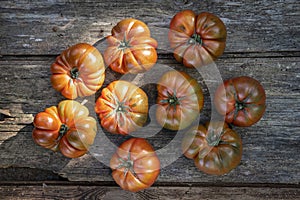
left=0, top=0, right=299, bottom=199
left=1, top=56, right=299, bottom=184
left=1, top=184, right=300, bottom=200
left=1, top=0, right=299, bottom=55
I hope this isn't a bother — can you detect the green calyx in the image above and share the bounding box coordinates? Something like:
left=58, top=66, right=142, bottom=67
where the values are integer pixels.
left=188, top=33, right=202, bottom=45
left=206, top=130, right=224, bottom=147
left=59, top=124, right=69, bottom=137
left=160, top=91, right=181, bottom=109
left=118, top=34, right=131, bottom=50
left=116, top=102, right=129, bottom=113
left=168, top=95, right=180, bottom=105
left=233, top=101, right=247, bottom=121
left=117, top=153, right=137, bottom=177
left=235, top=101, right=246, bottom=111
left=70, top=68, right=79, bottom=79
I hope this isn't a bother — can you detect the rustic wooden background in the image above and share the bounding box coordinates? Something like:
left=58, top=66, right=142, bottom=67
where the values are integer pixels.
left=0, top=0, right=299, bottom=199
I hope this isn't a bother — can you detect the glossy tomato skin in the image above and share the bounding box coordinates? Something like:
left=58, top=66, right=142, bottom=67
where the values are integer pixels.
left=51, top=43, right=105, bottom=99
left=169, top=10, right=227, bottom=68
left=214, top=76, right=266, bottom=127
left=32, top=100, right=97, bottom=158
left=182, top=122, right=242, bottom=175
left=110, top=138, right=160, bottom=192
left=156, top=70, right=204, bottom=130
left=104, top=18, right=158, bottom=74
left=95, top=80, right=148, bottom=135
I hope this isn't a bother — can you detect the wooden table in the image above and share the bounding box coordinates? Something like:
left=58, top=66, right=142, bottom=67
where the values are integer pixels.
left=0, top=0, right=299, bottom=199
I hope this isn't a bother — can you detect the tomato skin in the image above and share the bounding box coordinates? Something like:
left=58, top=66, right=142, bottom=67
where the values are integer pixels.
left=156, top=70, right=204, bottom=130
left=182, top=122, right=242, bottom=175
left=110, top=138, right=160, bottom=192
left=51, top=43, right=105, bottom=99
left=214, top=76, right=266, bottom=127
left=104, top=18, right=158, bottom=74
left=32, top=100, right=97, bottom=158
left=169, top=10, right=227, bottom=68
left=95, top=80, right=148, bottom=135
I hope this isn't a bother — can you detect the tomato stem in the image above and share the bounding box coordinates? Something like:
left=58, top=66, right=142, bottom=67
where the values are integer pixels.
left=118, top=33, right=131, bottom=50
left=188, top=33, right=202, bottom=45
left=168, top=96, right=179, bottom=105
left=235, top=101, right=246, bottom=111
left=161, top=91, right=180, bottom=105
left=206, top=130, right=223, bottom=147
left=233, top=101, right=246, bottom=121
left=160, top=91, right=182, bottom=112
left=117, top=153, right=137, bottom=177
left=231, top=85, right=246, bottom=122
left=58, top=124, right=69, bottom=139
left=70, top=68, right=79, bottom=79
left=116, top=101, right=129, bottom=113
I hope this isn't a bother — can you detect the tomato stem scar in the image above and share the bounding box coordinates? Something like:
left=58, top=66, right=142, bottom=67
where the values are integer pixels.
left=58, top=124, right=69, bottom=140
left=70, top=67, right=79, bottom=79
left=188, top=33, right=202, bottom=45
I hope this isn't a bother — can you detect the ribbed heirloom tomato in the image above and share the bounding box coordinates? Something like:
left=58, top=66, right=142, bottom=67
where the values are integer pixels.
left=182, top=122, right=242, bottom=175
left=156, top=70, right=204, bottom=130
left=95, top=80, right=148, bottom=135
left=110, top=138, right=160, bottom=192
left=214, top=76, right=266, bottom=127
left=169, top=10, right=227, bottom=68
left=104, top=18, right=158, bottom=74
left=32, top=100, right=97, bottom=158
left=51, top=43, right=105, bottom=99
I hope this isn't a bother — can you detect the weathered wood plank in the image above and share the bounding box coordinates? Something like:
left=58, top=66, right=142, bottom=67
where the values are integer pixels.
left=0, top=0, right=299, bottom=55
left=0, top=184, right=299, bottom=200
left=0, top=168, right=64, bottom=181
left=0, top=56, right=299, bottom=183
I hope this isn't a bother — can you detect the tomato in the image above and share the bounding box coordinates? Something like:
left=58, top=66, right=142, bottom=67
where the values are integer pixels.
left=214, top=76, right=266, bottom=127
left=51, top=43, right=105, bottom=99
left=95, top=80, right=148, bottom=135
left=110, top=138, right=160, bottom=192
left=169, top=10, right=227, bottom=68
left=156, top=70, right=204, bottom=130
left=182, top=122, right=242, bottom=175
left=104, top=18, right=158, bottom=74
left=32, top=100, right=97, bottom=158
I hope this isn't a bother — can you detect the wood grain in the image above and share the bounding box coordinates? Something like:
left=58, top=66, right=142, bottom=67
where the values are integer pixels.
left=1, top=0, right=299, bottom=55
left=0, top=55, right=299, bottom=184
left=1, top=0, right=300, bottom=196
left=0, top=184, right=299, bottom=200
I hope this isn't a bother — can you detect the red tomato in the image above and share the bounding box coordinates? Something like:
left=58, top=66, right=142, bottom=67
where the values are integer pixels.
left=110, top=138, right=160, bottom=192
left=156, top=70, right=204, bottom=130
left=169, top=10, right=227, bottom=68
left=51, top=43, right=105, bottom=99
left=32, top=100, right=97, bottom=158
left=214, top=76, right=266, bottom=127
left=182, top=122, right=242, bottom=175
left=104, top=18, right=158, bottom=74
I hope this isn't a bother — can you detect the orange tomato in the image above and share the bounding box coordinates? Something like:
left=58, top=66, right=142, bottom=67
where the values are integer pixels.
left=104, top=18, right=158, bottom=74
left=51, top=43, right=105, bottom=99
left=95, top=80, right=148, bottom=135
left=110, top=138, right=160, bottom=192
